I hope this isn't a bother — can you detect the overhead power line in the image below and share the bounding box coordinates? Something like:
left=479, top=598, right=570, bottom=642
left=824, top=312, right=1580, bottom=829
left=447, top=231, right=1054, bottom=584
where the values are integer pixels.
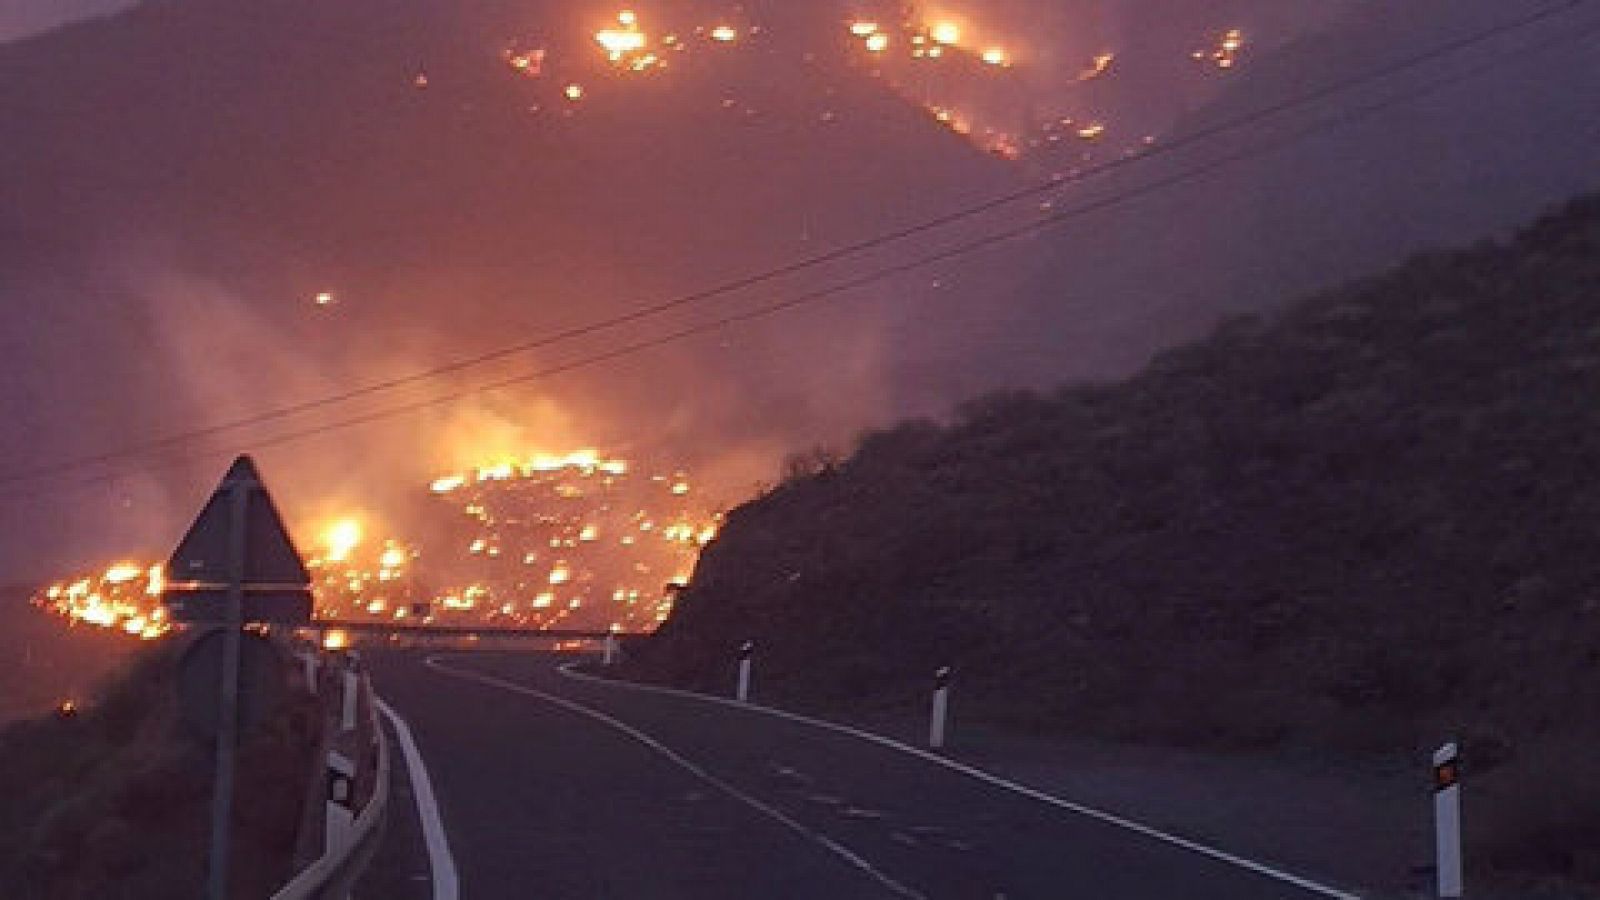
left=0, top=1, right=1585, bottom=488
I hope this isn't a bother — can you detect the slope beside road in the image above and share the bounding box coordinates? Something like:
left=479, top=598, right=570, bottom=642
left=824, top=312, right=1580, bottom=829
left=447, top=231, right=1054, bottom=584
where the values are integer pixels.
left=361, top=649, right=1359, bottom=899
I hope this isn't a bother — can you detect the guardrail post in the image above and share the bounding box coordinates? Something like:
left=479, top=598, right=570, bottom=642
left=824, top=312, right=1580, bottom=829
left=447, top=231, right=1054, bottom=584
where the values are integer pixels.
left=1434, top=741, right=1463, bottom=897
left=929, top=666, right=953, bottom=750
left=736, top=640, right=754, bottom=703
left=325, top=749, right=357, bottom=855
left=603, top=632, right=619, bottom=666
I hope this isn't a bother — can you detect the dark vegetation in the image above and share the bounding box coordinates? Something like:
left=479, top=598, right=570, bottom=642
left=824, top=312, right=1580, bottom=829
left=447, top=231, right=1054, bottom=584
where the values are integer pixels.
left=630, top=191, right=1600, bottom=891
left=0, top=596, right=140, bottom=726
left=0, top=634, right=320, bottom=899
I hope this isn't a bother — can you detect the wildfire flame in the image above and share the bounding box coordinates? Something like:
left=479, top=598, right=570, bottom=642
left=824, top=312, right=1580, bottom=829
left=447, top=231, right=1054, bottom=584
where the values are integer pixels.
left=321, top=518, right=363, bottom=564
left=33, top=563, right=170, bottom=640
left=1195, top=28, right=1246, bottom=69
left=33, top=442, right=719, bottom=637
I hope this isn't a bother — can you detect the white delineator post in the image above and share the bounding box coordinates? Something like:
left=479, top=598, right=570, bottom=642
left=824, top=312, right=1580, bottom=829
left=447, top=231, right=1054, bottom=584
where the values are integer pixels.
left=736, top=640, right=754, bottom=704
left=603, top=632, right=619, bottom=667
left=302, top=652, right=319, bottom=694
left=325, top=749, right=357, bottom=854
left=341, top=667, right=359, bottom=732
left=1434, top=741, right=1463, bottom=898
left=929, top=666, right=953, bottom=750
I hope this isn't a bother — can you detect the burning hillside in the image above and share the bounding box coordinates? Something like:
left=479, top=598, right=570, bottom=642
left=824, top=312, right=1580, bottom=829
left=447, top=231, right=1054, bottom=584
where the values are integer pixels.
left=412, top=1, right=1273, bottom=167
left=4, top=0, right=1596, bottom=594
left=403, top=448, right=719, bottom=631
left=32, top=449, right=720, bottom=637
left=32, top=563, right=170, bottom=640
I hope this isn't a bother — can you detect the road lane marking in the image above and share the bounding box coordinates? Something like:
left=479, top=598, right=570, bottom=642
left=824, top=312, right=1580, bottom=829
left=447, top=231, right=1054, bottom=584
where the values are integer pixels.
left=422, top=656, right=925, bottom=899
left=378, top=700, right=461, bottom=900
left=555, top=662, right=1363, bottom=900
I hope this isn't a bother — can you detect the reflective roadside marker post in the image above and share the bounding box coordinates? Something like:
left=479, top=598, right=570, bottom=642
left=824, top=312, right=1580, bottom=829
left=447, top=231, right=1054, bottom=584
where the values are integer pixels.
left=1434, top=741, right=1463, bottom=898
left=736, top=640, right=754, bottom=703
left=325, top=749, right=357, bottom=854
left=603, top=632, right=618, bottom=666
left=302, top=652, right=319, bottom=694
left=341, top=666, right=359, bottom=732
left=929, top=666, right=953, bottom=750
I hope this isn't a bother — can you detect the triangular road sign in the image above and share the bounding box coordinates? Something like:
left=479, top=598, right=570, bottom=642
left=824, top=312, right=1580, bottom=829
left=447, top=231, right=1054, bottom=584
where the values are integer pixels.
left=162, top=455, right=313, bottom=624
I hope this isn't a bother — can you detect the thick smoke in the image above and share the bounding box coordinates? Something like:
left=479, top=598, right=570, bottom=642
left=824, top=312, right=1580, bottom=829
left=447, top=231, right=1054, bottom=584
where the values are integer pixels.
left=1, top=0, right=1597, bottom=581
left=0, top=0, right=137, bottom=43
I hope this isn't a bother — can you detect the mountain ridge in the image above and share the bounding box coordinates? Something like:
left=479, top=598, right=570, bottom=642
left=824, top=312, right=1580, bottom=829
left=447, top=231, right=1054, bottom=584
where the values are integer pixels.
left=631, top=188, right=1600, bottom=886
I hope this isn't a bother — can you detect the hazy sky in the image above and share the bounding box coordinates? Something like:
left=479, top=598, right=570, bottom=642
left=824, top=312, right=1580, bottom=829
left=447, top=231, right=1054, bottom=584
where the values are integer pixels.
left=3, top=0, right=1595, bottom=580
left=0, top=0, right=135, bottom=43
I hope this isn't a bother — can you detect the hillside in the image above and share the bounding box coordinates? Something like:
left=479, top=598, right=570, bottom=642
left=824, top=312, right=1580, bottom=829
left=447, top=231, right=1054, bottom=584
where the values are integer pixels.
left=0, top=594, right=142, bottom=726
left=5, top=2, right=1600, bottom=584
left=0, top=636, right=318, bottom=897
left=630, top=191, right=1600, bottom=887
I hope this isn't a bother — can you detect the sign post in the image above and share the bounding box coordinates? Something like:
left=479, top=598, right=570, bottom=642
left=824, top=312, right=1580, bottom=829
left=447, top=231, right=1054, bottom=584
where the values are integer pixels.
left=929, top=666, right=953, bottom=750
left=162, top=456, right=312, bottom=900
left=736, top=640, right=754, bottom=704
left=205, top=477, right=247, bottom=900
left=1434, top=741, right=1463, bottom=898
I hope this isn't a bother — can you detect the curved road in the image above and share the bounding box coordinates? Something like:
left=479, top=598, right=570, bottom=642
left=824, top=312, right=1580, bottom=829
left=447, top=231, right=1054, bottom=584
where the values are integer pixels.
left=359, top=650, right=1357, bottom=899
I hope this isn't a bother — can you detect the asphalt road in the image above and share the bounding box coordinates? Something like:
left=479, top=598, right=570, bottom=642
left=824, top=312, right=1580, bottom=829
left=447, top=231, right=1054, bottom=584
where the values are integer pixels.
left=360, top=650, right=1355, bottom=900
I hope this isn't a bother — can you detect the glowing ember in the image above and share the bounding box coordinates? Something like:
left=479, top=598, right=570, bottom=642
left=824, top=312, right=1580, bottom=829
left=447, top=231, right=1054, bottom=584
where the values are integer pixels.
left=104, top=563, right=142, bottom=584
left=504, top=47, right=546, bottom=77
left=709, top=25, right=739, bottom=43
left=596, top=28, right=647, bottom=61
left=1195, top=28, right=1245, bottom=69
left=594, top=10, right=666, bottom=71
left=564, top=83, right=584, bottom=101
left=930, top=22, right=961, bottom=46
left=1080, top=52, right=1116, bottom=81
left=321, top=518, right=363, bottom=563
left=865, top=33, right=889, bottom=53
left=981, top=47, right=1009, bottom=67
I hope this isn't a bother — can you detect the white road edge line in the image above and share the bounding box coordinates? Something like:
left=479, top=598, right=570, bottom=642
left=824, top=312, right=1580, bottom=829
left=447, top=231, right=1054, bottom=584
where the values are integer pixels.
left=378, top=699, right=462, bottom=900
left=422, top=656, right=925, bottom=900
left=555, top=661, right=1364, bottom=900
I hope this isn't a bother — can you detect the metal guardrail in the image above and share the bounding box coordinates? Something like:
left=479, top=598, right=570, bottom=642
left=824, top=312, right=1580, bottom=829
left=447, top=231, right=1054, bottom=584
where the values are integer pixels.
left=311, top=620, right=628, bottom=639
left=272, top=671, right=391, bottom=900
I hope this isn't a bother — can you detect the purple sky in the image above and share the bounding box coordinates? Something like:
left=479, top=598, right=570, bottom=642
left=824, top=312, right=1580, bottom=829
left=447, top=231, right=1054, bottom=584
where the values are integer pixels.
left=0, top=0, right=135, bottom=43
